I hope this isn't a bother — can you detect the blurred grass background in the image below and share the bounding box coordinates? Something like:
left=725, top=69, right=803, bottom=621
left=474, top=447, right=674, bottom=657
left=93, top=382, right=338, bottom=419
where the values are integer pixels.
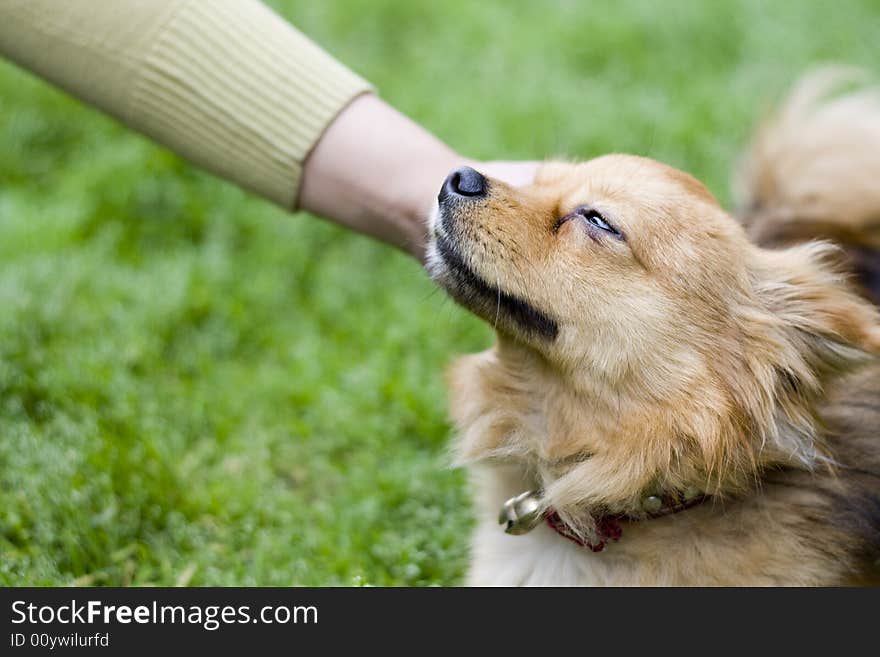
left=0, top=0, right=877, bottom=585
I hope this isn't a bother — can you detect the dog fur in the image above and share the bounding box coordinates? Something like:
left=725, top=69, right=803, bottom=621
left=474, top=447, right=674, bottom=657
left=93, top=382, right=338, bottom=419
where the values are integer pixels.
left=427, top=70, right=880, bottom=585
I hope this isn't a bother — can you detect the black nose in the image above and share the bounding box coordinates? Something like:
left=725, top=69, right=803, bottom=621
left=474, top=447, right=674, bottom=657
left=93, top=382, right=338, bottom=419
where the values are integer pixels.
left=441, top=166, right=487, bottom=200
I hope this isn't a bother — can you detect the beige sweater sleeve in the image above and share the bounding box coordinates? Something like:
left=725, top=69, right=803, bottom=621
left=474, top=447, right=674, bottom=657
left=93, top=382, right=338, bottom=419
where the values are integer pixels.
left=0, top=0, right=372, bottom=209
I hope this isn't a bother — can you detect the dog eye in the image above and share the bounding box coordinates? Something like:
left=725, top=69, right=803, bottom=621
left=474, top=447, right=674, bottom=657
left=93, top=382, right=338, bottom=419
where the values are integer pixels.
left=577, top=208, right=621, bottom=237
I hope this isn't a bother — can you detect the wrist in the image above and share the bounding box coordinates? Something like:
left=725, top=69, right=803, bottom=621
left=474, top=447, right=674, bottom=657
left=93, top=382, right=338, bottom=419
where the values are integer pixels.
left=300, top=93, right=468, bottom=261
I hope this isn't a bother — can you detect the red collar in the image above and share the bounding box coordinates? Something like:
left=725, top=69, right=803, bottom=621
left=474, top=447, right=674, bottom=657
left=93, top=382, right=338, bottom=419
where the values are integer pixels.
left=500, top=489, right=709, bottom=552
left=544, top=511, right=623, bottom=552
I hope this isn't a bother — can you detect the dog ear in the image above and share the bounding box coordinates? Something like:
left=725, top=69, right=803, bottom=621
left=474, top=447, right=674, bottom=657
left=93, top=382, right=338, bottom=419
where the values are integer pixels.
left=756, top=241, right=880, bottom=366
left=734, top=241, right=880, bottom=468
left=750, top=242, right=880, bottom=452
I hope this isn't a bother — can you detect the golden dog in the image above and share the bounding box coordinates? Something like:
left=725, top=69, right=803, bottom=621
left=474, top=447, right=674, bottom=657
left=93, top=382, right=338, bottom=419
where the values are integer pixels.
left=427, top=71, right=880, bottom=585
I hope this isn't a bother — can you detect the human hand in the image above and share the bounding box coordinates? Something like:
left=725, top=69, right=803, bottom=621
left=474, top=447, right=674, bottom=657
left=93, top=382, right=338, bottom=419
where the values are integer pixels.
left=468, top=160, right=540, bottom=189
left=300, top=94, right=540, bottom=261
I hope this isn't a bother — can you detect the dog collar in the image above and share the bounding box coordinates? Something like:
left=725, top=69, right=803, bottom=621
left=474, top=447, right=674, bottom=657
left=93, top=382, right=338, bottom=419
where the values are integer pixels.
left=498, top=488, right=709, bottom=552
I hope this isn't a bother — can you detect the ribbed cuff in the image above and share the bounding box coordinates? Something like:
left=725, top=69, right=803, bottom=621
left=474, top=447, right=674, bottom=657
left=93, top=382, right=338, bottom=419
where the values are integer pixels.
left=127, top=0, right=372, bottom=209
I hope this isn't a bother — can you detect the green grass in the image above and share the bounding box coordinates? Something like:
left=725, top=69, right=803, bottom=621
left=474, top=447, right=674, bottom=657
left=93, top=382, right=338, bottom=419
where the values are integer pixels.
left=0, top=0, right=877, bottom=586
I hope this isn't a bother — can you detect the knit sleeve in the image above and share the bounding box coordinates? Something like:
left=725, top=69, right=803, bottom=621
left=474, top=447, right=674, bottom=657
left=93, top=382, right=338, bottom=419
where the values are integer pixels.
left=0, top=0, right=373, bottom=209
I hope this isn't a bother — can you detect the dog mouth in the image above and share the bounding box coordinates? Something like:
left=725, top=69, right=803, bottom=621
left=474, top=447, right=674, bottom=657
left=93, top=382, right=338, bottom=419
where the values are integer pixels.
left=430, top=232, right=559, bottom=341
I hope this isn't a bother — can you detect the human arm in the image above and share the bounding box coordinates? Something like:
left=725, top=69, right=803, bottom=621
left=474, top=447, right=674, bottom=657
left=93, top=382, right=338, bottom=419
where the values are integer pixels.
left=0, top=0, right=536, bottom=260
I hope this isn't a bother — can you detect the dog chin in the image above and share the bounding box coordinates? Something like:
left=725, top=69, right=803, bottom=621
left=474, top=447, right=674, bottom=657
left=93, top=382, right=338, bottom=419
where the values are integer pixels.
left=424, top=203, right=452, bottom=284
left=427, top=198, right=441, bottom=232
left=424, top=228, right=560, bottom=342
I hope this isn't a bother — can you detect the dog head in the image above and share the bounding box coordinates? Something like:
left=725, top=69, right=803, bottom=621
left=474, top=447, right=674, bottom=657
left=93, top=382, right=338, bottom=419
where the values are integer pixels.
left=429, top=156, right=758, bottom=383
left=427, top=155, right=880, bottom=496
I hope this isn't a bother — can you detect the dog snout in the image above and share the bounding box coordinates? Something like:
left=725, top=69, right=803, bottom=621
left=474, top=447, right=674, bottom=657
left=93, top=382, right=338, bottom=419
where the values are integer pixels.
left=439, top=166, right=487, bottom=203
